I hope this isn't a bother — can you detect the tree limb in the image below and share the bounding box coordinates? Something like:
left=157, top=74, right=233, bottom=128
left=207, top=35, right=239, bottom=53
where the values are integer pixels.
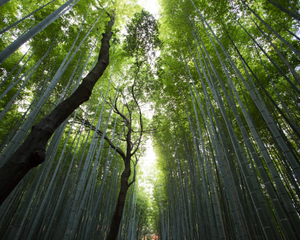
left=128, top=156, right=139, bottom=187
left=75, top=114, right=126, bottom=160
left=130, top=81, right=143, bottom=157
left=0, top=14, right=116, bottom=205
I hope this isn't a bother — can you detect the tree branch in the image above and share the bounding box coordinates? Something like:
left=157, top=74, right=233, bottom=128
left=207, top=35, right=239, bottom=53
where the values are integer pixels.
left=0, top=14, right=116, bottom=205
left=113, top=96, right=130, bottom=123
left=128, top=156, right=139, bottom=187
left=75, top=114, right=126, bottom=160
left=130, top=81, right=143, bottom=157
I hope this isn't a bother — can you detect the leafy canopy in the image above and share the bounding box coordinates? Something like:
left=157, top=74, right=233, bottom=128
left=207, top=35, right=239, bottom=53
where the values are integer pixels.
left=124, top=10, right=161, bottom=65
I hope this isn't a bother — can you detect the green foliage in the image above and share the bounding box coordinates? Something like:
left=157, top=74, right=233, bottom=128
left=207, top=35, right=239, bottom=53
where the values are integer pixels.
left=1, top=0, right=300, bottom=239
left=124, top=10, right=161, bottom=64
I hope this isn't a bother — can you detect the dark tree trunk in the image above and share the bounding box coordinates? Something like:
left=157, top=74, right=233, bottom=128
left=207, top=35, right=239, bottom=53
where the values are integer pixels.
left=101, top=61, right=143, bottom=239
left=106, top=162, right=131, bottom=240
left=0, top=17, right=115, bottom=205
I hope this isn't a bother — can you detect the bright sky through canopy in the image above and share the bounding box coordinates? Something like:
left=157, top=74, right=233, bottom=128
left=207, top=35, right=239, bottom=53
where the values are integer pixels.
left=137, top=0, right=159, bottom=196
left=138, top=0, right=159, bottom=17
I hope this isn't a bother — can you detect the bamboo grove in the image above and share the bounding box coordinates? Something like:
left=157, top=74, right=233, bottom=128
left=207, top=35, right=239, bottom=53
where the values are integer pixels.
left=152, top=0, right=300, bottom=239
left=0, top=0, right=300, bottom=239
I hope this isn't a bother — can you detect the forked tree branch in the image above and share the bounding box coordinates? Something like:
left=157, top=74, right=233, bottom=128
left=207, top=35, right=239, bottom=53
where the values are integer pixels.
left=130, top=81, right=143, bottom=157
left=75, top=114, right=126, bottom=160
left=128, top=156, right=139, bottom=187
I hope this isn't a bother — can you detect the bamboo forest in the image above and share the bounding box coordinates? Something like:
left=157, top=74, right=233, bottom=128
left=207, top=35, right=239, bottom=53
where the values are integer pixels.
left=0, top=0, right=300, bottom=239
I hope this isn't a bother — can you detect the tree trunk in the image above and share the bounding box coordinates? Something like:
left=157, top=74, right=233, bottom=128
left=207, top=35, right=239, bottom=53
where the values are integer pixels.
left=0, top=17, right=114, bottom=206
left=106, top=161, right=131, bottom=240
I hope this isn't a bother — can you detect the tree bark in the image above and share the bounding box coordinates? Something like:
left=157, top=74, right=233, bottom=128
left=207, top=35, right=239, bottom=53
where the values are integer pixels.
left=106, top=161, right=131, bottom=240
left=106, top=126, right=135, bottom=240
left=72, top=65, right=141, bottom=240
left=0, top=17, right=115, bottom=205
